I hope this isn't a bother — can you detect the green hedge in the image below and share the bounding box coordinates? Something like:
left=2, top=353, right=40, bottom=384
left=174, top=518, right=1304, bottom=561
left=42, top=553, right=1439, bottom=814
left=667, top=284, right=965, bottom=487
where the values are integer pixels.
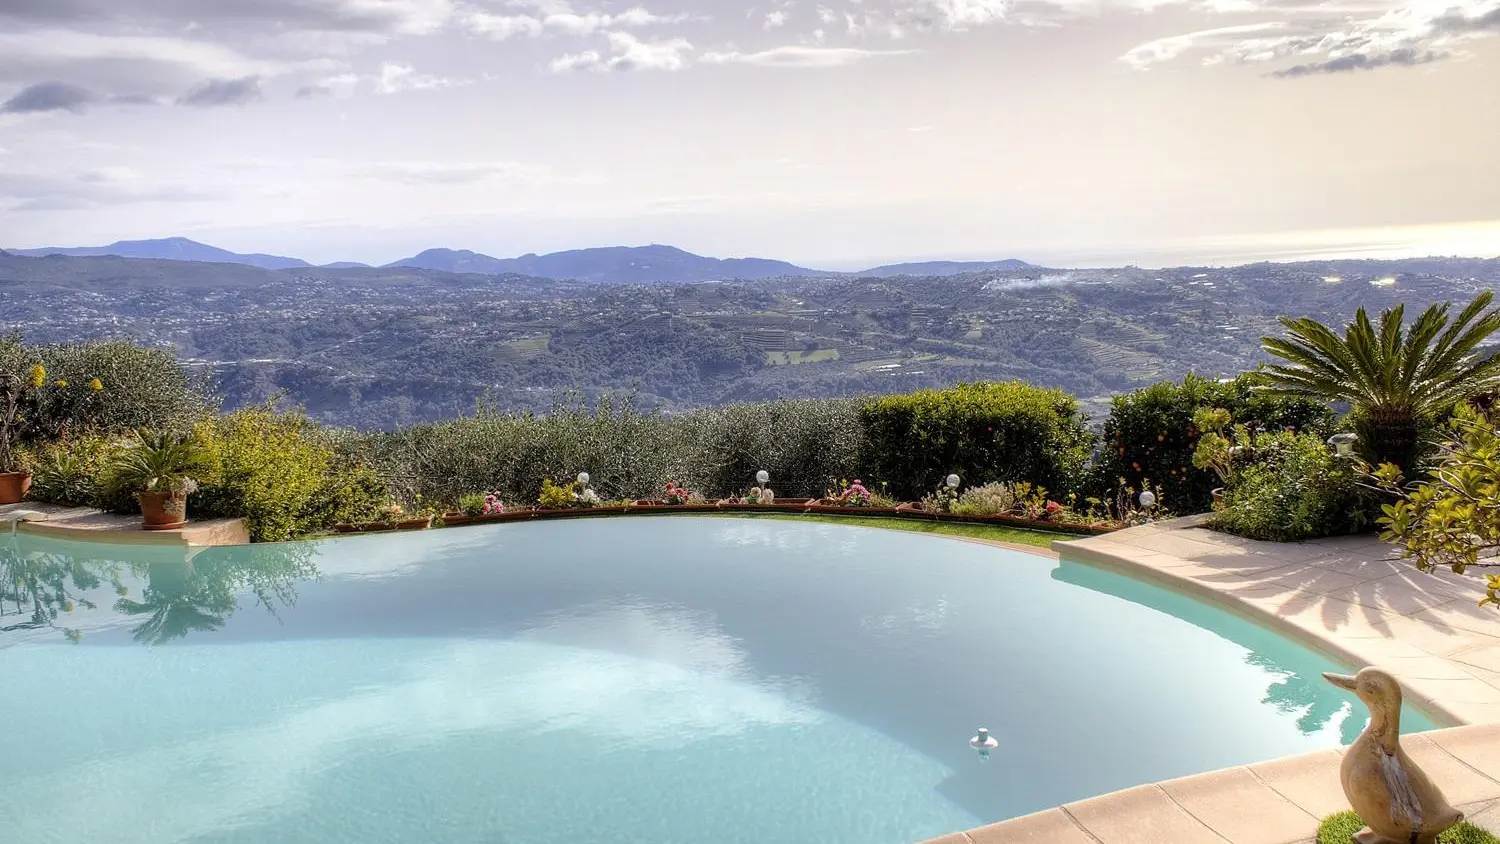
left=344, top=393, right=866, bottom=505
left=1094, top=372, right=1333, bottom=515
left=858, top=381, right=1094, bottom=501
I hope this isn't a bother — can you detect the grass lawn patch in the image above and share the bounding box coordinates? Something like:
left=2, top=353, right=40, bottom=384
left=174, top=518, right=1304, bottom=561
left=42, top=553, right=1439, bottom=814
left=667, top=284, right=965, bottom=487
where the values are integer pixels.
left=1317, top=811, right=1497, bottom=844
left=707, top=512, right=1062, bottom=550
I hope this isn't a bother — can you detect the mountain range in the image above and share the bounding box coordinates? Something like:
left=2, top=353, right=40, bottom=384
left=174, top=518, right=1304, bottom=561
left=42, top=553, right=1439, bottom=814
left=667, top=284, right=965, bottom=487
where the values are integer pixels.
left=8, top=237, right=1031, bottom=283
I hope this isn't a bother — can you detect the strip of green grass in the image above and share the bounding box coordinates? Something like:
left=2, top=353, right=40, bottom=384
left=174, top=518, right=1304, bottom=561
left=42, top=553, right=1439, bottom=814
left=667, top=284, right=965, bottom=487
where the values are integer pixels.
left=701, top=512, right=1062, bottom=550
left=1318, top=811, right=1496, bottom=844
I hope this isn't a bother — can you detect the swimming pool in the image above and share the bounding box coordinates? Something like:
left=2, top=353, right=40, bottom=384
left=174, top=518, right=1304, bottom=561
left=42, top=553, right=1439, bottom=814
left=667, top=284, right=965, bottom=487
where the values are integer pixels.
left=0, top=517, right=1433, bottom=844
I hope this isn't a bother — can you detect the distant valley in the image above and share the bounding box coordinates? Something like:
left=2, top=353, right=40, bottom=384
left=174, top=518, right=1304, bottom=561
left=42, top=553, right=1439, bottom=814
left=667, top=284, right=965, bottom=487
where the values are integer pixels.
left=6, top=236, right=1034, bottom=283
left=3, top=246, right=1495, bottom=429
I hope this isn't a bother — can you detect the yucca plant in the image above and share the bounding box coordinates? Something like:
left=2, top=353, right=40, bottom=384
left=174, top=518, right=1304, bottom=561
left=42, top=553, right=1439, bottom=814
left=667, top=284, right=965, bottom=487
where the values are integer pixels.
left=1260, top=292, right=1500, bottom=471
left=108, top=429, right=215, bottom=495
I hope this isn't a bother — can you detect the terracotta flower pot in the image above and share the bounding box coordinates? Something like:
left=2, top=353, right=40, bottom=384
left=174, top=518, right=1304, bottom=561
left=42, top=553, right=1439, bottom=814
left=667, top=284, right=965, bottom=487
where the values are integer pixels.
left=139, top=490, right=188, bottom=531
left=1211, top=487, right=1226, bottom=508
left=0, top=470, right=31, bottom=505
left=442, top=513, right=477, bottom=526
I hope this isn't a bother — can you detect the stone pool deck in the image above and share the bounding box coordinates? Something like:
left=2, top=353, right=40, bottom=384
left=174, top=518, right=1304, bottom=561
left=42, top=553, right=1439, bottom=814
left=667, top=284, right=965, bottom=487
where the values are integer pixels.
left=925, top=517, right=1500, bottom=844
left=0, top=501, right=248, bottom=546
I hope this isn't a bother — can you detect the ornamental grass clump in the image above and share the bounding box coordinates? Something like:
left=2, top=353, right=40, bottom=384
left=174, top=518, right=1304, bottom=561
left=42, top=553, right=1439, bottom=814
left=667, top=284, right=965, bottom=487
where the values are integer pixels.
left=950, top=482, right=1017, bottom=517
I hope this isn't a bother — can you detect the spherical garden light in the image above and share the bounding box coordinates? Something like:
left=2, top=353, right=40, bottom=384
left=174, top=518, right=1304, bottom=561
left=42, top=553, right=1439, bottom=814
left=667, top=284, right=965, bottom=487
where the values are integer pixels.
left=756, top=470, right=770, bottom=485
left=946, top=474, right=961, bottom=489
left=577, top=472, right=590, bottom=486
left=1328, top=433, right=1359, bottom=459
left=1138, top=490, right=1157, bottom=510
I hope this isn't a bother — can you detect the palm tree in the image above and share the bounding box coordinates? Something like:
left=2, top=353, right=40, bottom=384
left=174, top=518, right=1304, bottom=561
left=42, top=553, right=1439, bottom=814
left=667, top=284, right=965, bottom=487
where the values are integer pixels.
left=114, top=558, right=235, bottom=644
left=1260, top=291, right=1500, bottom=471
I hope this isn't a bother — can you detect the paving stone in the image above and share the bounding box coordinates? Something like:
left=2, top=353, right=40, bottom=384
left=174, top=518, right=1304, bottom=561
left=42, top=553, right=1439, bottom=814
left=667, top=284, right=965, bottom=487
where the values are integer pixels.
left=1159, top=766, right=1319, bottom=844
left=1248, top=748, right=1350, bottom=819
left=1063, top=784, right=1226, bottom=844
left=1403, top=733, right=1500, bottom=804
left=964, top=809, right=1095, bottom=844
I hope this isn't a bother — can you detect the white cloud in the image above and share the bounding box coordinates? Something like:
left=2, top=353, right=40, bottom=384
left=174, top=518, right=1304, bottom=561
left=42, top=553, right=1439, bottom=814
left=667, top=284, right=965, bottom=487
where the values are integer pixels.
left=900, top=0, right=1011, bottom=30
left=701, top=45, right=918, bottom=67
left=464, top=4, right=687, bottom=40
left=548, top=49, right=606, bottom=71
left=1120, top=22, right=1288, bottom=68
left=463, top=11, right=545, bottom=39
left=0, top=29, right=279, bottom=90
left=1120, top=0, right=1500, bottom=76
left=302, top=72, right=362, bottom=98
left=375, top=61, right=467, bottom=93
left=358, top=160, right=554, bottom=185
left=765, top=10, right=789, bottom=28
left=549, top=31, right=693, bottom=72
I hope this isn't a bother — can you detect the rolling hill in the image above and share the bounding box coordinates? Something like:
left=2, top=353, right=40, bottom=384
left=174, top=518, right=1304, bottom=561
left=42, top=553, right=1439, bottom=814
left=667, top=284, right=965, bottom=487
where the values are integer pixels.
left=385, top=244, right=824, bottom=283
left=6, top=236, right=1037, bottom=283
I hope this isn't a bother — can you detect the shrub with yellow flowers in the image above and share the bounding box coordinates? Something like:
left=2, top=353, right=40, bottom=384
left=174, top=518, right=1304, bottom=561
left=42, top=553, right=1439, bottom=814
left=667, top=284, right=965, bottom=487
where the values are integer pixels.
left=1, top=337, right=107, bottom=475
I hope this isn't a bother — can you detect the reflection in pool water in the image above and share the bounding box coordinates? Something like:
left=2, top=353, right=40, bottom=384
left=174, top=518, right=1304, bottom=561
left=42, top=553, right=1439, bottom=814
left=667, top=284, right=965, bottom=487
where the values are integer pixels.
left=0, top=518, right=1435, bottom=844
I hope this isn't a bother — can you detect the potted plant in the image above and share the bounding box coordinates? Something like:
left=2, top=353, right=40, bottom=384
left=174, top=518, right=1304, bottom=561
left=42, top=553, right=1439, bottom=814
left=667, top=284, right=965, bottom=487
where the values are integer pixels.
left=0, top=362, right=47, bottom=504
left=445, top=492, right=503, bottom=526
left=663, top=483, right=690, bottom=505
left=109, top=429, right=214, bottom=530
left=538, top=479, right=578, bottom=510
left=1191, top=407, right=1245, bottom=507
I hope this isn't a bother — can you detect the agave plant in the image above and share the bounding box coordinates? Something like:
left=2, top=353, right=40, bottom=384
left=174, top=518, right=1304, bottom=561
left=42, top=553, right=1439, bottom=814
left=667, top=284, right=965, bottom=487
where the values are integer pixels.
left=108, top=429, right=215, bottom=495
left=1260, top=292, right=1500, bottom=470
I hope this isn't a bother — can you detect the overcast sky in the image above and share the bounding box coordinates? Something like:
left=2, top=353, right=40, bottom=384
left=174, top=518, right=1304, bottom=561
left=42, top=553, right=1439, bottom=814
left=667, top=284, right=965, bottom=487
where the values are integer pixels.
left=1, top=0, right=1497, bottom=268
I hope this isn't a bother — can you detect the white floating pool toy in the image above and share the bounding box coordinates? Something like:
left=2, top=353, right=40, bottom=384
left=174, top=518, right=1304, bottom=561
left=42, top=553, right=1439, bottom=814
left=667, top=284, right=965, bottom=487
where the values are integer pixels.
left=970, top=727, right=998, bottom=758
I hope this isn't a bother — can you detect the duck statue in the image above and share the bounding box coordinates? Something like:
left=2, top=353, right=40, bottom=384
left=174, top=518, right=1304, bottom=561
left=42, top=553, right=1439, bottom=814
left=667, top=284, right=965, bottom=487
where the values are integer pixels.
left=1323, top=667, right=1463, bottom=844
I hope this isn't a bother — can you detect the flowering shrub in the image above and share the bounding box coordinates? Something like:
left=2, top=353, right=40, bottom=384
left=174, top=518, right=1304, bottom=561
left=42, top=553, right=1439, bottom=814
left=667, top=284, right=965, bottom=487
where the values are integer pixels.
left=835, top=479, right=873, bottom=507
left=574, top=487, right=601, bottom=507
left=537, top=479, right=577, bottom=510
left=920, top=483, right=959, bottom=513
left=950, top=482, right=1015, bottom=516
left=458, top=492, right=506, bottom=516
left=458, top=493, right=486, bottom=516
left=663, top=483, right=690, bottom=505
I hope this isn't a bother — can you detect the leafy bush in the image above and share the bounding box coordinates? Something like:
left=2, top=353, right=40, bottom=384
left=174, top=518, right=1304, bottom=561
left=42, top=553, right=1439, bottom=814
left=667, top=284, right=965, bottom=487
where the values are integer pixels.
left=27, top=434, right=120, bottom=507
left=536, top=479, right=578, bottom=509
left=1375, top=407, right=1500, bottom=604
left=350, top=393, right=863, bottom=506
left=458, top=493, right=487, bottom=516
left=951, top=482, right=1017, bottom=516
left=1096, top=371, right=1333, bottom=515
left=7, top=337, right=214, bottom=441
left=680, top=397, right=866, bottom=500
left=193, top=404, right=385, bottom=542
left=300, top=462, right=389, bottom=530
left=859, top=381, right=1094, bottom=500
left=1211, top=430, right=1376, bottom=542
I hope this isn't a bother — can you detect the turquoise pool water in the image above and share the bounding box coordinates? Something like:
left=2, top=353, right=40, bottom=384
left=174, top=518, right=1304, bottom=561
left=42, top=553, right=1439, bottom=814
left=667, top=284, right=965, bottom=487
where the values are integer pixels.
left=0, top=518, right=1434, bottom=844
